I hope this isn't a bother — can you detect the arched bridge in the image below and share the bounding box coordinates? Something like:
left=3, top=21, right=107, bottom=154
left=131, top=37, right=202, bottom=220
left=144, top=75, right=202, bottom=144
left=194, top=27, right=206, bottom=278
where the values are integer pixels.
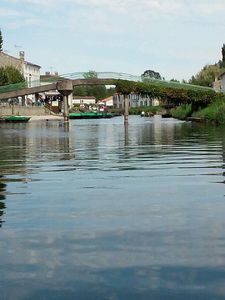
left=0, top=71, right=213, bottom=100
left=0, top=72, right=141, bottom=100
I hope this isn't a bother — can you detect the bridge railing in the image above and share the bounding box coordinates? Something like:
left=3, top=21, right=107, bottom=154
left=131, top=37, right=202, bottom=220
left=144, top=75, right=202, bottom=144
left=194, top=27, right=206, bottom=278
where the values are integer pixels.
left=0, top=71, right=214, bottom=96
left=60, top=72, right=142, bottom=82
left=142, top=78, right=213, bottom=91
left=0, top=79, right=51, bottom=95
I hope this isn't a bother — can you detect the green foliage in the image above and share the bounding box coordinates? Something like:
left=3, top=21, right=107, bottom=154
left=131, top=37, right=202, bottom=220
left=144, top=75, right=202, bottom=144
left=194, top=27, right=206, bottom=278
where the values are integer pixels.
left=0, top=67, right=8, bottom=85
left=83, top=70, right=98, bottom=79
left=4, top=66, right=25, bottom=84
left=115, top=80, right=217, bottom=105
left=171, top=104, right=192, bottom=120
left=0, top=66, right=25, bottom=86
left=141, top=69, right=162, bottom=80
left=73, top=70, right=115, bottom=100
left=115, top=80, right=135, bottom=95
left=170, top=78, right=180, bottom=83
left=73, top=86, right=89, bottom=97
left=0, top=29, right=3, bottom=51
left=193, top=95, right=225, bottom=124
left=189, top=64, right=225, bottom=87
left=222, top=44, right=225, bottom=65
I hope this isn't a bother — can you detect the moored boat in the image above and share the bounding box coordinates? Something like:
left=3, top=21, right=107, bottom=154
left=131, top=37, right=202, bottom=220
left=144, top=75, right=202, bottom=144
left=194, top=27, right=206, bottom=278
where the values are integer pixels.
left=69, top=111, right=114, bottom=119
left=0, top=116, right=31, bottom=123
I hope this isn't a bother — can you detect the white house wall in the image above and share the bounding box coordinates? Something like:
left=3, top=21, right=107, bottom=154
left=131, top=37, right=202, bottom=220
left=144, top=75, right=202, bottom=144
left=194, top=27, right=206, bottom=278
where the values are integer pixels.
left=113, top=94, right=159, bottom=108
left=221, top=75, right=225, bottom=92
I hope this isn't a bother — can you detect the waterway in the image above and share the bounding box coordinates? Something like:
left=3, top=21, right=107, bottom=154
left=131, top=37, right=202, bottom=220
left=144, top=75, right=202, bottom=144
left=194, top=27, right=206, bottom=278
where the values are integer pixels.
left=0, top=115, right=225, bottom=300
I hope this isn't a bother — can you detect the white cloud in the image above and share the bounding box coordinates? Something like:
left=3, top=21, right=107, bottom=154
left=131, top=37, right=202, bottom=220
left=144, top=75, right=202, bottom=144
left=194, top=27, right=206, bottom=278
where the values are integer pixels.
left=2, top=0, right=225, bottom=80
left=5, top=0, right=225, bottom=15
left=0, top=8, right=22, bottom=17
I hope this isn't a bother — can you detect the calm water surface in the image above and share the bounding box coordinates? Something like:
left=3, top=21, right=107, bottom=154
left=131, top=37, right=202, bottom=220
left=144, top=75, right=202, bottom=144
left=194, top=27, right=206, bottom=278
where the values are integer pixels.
left=1, top=115, right=225, bottom=299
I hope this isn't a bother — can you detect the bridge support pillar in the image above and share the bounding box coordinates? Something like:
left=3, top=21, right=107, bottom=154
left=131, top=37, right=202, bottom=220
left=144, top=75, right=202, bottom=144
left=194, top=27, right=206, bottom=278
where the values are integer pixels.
left=124, top=95, right=129, bottom=125
left=63, top=95, right=69, bottom=122
left=56, top=80, right=73, bottom=122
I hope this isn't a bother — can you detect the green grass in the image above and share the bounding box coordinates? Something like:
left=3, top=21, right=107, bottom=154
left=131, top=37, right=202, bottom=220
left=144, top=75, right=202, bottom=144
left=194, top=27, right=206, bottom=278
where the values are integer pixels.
left=193, top=97, right=225, bottom=124
left=171, top=104, right=192, bottom=120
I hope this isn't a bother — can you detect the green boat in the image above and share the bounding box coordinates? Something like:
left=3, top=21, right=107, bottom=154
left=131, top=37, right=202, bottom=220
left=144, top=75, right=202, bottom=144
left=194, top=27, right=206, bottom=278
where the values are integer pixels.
left=69, top=111, right=114, bottom=119
left=2, top=116, right=31, bottom=123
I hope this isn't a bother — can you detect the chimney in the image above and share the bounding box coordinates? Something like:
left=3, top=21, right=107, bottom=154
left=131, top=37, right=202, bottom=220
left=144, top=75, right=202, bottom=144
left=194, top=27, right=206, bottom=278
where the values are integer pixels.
left=19, top=51, right=25, bottom=60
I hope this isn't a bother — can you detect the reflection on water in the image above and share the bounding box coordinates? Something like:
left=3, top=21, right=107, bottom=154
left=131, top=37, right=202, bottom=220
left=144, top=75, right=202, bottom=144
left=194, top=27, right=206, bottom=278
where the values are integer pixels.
left=0, top=116, right=225, bottom=300
left=0, top=176, right=6, bottom=227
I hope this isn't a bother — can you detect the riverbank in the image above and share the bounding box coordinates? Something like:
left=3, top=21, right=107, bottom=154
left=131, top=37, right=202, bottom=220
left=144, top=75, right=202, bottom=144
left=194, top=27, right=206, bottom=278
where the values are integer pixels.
left=170, top=95, right=225, bottom=125
left=29, top=115, right=63, bottom=121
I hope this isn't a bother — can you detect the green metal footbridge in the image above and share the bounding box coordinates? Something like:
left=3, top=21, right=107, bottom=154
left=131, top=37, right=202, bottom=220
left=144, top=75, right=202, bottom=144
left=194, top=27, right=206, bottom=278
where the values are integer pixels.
left=0, top=72, right=213, bottom=100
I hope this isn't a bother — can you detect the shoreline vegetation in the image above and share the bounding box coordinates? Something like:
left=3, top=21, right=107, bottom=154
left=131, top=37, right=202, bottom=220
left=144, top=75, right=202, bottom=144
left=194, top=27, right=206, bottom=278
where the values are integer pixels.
left=114, top=80, right=225, bottom=125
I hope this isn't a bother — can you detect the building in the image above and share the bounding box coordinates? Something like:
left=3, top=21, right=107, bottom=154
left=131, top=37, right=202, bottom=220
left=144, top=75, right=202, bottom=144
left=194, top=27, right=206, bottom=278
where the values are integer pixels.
left=0, top=51, right=23, bottom=71
left=72, top=96, right=96, bottom=106
left=213, top=78, right=222, bottom=92
left=40, top=72, right=73, bottom=111
left=0, top=51, right=41, bottom=87
left=0, top=51, right=41, bottom=104
left=113, top=93, right=160, bottom=109
left=97, top=96, right=113, bottom=107
left=19, top=51, right=41, bottom=87
left=217, top=73, right=225, bottom=92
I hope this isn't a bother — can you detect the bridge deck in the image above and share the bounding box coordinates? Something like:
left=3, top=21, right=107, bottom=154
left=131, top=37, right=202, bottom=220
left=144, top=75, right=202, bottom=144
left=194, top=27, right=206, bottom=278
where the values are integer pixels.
left=0, top=71, right=213, bottom=100
left=0, top=79, right=115, bottom=100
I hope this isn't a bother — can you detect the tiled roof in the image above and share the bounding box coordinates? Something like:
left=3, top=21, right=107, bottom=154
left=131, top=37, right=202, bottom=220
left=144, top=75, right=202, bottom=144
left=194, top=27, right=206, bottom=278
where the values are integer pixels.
left=73, top=96, right=96, bottom=99
left=98, top=96, right=113, bottom=102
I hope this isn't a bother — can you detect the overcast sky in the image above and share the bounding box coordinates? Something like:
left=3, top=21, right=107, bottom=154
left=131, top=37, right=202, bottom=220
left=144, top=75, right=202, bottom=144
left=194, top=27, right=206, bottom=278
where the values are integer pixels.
left=1, top=0, right=225, bottom=80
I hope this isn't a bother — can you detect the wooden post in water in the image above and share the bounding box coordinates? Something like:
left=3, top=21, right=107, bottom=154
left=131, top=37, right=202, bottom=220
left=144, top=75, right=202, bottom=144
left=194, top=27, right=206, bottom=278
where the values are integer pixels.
left=124, top=94, right=129, bottom=125
left=56, top=80, right=73, bottom=122
left=11, top=101, right=15, bottom=115
left=124, top=123, right=128, bottom=145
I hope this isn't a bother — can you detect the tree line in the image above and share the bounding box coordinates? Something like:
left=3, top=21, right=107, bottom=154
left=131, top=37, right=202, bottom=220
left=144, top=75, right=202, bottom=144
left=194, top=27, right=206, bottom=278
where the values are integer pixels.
left=73, top=71, right=115, bottom=100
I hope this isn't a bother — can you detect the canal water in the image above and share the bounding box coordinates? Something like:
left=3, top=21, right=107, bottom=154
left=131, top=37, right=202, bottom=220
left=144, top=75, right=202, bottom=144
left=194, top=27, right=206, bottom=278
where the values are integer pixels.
left=0, top=115, right=225, bottom=300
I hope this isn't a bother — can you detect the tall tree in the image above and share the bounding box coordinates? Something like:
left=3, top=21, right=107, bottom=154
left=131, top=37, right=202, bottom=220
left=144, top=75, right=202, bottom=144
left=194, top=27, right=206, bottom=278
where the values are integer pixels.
left=189, top=64, right=225, bottom=87
left=222, top=44, right=225, bottom=63
left=0, top=67, right=8, bottom=86
left=0, top=66, right=25, bottom=86
left=83, top=70, right=98, bottom=79
left=0, top=29, right=3, bottom=52
left=141, top=69, right=162, bottom=81
left=73, top=70, right=110, bottom=100
left=4, top=66, right=25, bottom=84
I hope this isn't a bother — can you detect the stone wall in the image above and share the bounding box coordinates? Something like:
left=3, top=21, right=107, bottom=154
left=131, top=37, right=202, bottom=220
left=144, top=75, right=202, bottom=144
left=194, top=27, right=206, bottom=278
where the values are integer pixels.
left=0, top=52, right=23, bottom=72
left=0, top=105, right=51, bottom=116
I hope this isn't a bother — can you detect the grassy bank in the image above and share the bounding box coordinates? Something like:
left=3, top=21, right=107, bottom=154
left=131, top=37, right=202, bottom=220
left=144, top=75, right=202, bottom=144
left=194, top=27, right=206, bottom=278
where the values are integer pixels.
left=170, top=94, right=225, bottom=124
left=192, top=96, right=225, bottom=124
left=171, top=104, right=192, bottom=120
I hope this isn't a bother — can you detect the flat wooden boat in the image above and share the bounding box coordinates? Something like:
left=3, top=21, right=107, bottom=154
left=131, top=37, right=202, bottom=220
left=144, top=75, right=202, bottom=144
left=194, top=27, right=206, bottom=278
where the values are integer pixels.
left=2, top=116, right=31, bottom=123
left=69, top=112, right=114, bottom=119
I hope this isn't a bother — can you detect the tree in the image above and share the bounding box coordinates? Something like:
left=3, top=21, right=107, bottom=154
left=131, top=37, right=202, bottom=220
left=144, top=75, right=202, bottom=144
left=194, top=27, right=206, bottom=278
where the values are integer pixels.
left=83, top=70, right=98, bottom=79
left=0, top=66, right=25, bottom=86
left=0, top=67, right=8, bottom=86
left=170, top=78, right=180, bottom=83
left=73, top=70, right=111, bottom=100
left=4, top=66, right=25, bottom=84
left=189, top=64, right=225, bottom=87
left=222, top=44, right=225, bottom=64
left=141, top=69, right=162, bottom=81
left=0, top=29, right=3, bottom=52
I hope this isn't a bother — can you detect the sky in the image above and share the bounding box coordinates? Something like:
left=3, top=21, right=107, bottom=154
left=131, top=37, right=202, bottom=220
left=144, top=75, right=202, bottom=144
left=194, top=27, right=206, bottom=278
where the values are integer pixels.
left=1, top=0, right=225, bottom=81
